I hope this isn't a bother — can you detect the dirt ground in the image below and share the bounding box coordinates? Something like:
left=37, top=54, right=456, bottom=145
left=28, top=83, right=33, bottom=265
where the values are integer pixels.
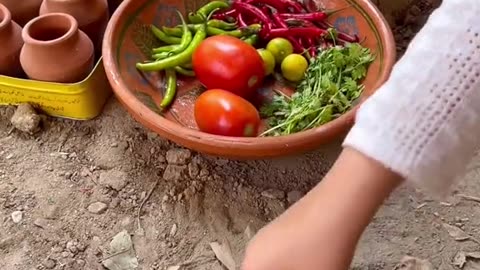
left=5, top=1, right=480, bottom=269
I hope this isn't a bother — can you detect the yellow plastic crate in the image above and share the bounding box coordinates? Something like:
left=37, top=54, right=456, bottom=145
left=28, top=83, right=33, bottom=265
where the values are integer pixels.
left=0, top=57, right=112, bottom=120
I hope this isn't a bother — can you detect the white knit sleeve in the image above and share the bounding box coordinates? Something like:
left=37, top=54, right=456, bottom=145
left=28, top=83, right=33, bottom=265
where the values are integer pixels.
left=343, top=0, right=480, bottom=196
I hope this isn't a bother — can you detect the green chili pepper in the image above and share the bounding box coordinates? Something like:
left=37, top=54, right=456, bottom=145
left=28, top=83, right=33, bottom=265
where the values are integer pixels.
left=160, top=69, right=177, bottom=109
left=181, top=62, right=193, bottom=69
left=188, top=1, right=229, bottom=23
left=207, top=19, right=237, bottom=30
left=163, top=19, right=237, bottom=37
left=243, top=34, right=258, bottom=46
left=188, top=13, right=202, bottom=24
left=151, top=25, right=181, bottom=44
left=206, top=27, right=244, bottom=37
left=162, top=26, right=184, bottom=37
left=163, top=24, right=257, bottom=39
left=152, top=44, right=180, bottom=54
left=168, top=10, right=193, bottom=55
left=174, top=66, right=195, bottom=76
left=152, top=52, right=169, bottom=60
left=137, top=23, right=207, bottom=72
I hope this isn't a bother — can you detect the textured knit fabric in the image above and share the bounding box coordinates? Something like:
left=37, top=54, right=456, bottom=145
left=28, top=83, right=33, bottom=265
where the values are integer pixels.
left=343, top=0, right=480, bottom=196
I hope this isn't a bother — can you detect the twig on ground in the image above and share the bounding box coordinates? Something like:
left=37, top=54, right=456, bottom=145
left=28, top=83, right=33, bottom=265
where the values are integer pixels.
left=457, top=194, right=480, bottom=203
left=102, top=248, right=131, bottom=261
left=136, top=177, right=160, bottom=234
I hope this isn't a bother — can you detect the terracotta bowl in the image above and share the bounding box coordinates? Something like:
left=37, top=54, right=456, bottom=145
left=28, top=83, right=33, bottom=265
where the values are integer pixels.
left=103, top=0, right=396, bottom=159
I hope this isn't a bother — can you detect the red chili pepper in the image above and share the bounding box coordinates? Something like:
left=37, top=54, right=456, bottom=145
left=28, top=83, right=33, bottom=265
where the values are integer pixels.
left=212, top=8, right=237, bottom=20
left=304, top=37, right=314, bottom=49
left=269, top=27, right=327, bottom=38
left=299, top=38, right=306, bottom=48
left=337, top=32, right=360, bottom=43
left=309, top=46, right=317, bottom=58
left=272, top=12, right=288, bottom=28
left=245, top=0, right=303, bottom=13
left=316, top=21, right=333, bottom=29
left=278, top=12, right=327, bottom=21
left=260, top=5, right=271, bottom=15
left=286, top=36, right=304, bottom=53
left=285, top=18, right=316, bottom=27
left=317, top=20, right=360, bottom=43
left=299, top=37, right=314, bottom=54
left=307, top=37, right=314, bottom=46
left=320, top=40, right=335, bottom=49
left=303, top=0, right=319, bottom=12
left=237, top=13, right=248, bottom=27
left=233, top=2, right=272, bottom=38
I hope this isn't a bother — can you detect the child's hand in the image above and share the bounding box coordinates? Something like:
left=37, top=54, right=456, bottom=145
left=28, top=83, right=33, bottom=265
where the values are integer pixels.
left=242, top=207, right=334, bottom=270
left=242, top=149, right=401, bottom=270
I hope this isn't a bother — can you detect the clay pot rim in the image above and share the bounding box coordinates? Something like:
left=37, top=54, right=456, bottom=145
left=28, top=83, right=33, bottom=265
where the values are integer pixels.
left=0, top=4, right=11, bottom=29
left=22, top=12, right=78, bottom=45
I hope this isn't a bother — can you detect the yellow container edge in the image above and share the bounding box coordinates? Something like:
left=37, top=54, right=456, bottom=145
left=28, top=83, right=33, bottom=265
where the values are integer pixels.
left=0, top=57, right=113, bottom=120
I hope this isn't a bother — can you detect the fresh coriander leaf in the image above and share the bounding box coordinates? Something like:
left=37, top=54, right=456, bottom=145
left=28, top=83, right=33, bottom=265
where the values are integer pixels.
left=260, top=43, right=375, bottom=136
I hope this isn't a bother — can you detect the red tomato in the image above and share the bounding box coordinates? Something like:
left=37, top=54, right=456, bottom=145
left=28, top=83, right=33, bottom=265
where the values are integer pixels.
left=194, top=89, right=261, bottom=137
left=192, top=35, right=265, bottom=98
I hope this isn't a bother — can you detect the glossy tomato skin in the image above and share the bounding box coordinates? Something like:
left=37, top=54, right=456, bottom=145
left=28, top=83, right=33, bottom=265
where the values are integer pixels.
left=194, top=89, right=261, bottom=137
left=192, top=35, right=265, bottom=98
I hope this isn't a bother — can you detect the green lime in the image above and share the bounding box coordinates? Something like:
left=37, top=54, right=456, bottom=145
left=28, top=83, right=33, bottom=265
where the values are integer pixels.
left=266, top=38, right=294, bottom=64
left=281, top=54, right=308, bottom=82
left=257, top=49, right=276, bottom=76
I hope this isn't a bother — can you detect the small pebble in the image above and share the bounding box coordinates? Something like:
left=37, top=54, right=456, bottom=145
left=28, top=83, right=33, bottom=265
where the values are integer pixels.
left=66, top=241, right=78, bottom=254
left=33, top=218, right=48, bottom=228
left=287, top=190, right=304, bottom=204
left=170, top=224, right=178, bottom=237
left=261, top=189, right=285, bottom=200
left=61, top=251, right=71, bottom=258
left=166, top=149, right=192, bottom=165
left=43, top=259, right=56, bottom=269
left=11, top=211, right=23, bottom=223
left=87, top=202, right=108, bottom=214
left=10, top=103, right=41, bottom=134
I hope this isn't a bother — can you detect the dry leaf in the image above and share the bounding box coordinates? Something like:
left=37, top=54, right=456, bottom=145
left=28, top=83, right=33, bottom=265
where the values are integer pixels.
left=102, top=230, right=139, bottom=270
left=466, top=252, right=480, bottom=259
left=443, top=223, right=471, bottom=241
left=452, top=251, right=480, bottom=269
left=209, top=242, right=236, bottom=270
left=453, top=252, right=467, bottom=268
left=465, top=261, right=480, bottom=270
left=439, top=260, right=456, bottom=270
left=393, top=256, right=434, bottom=270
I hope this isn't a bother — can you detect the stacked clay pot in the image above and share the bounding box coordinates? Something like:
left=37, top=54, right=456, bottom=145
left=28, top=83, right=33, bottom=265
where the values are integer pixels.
left=0, top=0, right=42, bottom=26
left=0, top=4, right=24, bottom=77
left=40, top=0, right=109, bottom=54
left=0, top=0, right=111, bottom=83
left=20, top=13, right=94, bottom=83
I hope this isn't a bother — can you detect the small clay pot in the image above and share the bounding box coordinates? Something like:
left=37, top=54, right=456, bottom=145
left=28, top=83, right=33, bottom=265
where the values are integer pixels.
left=40, top=0, right=109, bottom=54
left=0, top=4, right=24, bottom=77
left=20, top=13, right=94, bottom=83
left=0, top=0, right=42, bottom=26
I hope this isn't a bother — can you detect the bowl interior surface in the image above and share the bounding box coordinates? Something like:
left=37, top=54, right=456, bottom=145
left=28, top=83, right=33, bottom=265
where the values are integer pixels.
left=103, top=0, right=395, bottom=159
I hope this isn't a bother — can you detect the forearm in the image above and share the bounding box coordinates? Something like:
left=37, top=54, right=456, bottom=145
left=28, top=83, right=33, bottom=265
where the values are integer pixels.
left=287, top=147, right=403, bottom=269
